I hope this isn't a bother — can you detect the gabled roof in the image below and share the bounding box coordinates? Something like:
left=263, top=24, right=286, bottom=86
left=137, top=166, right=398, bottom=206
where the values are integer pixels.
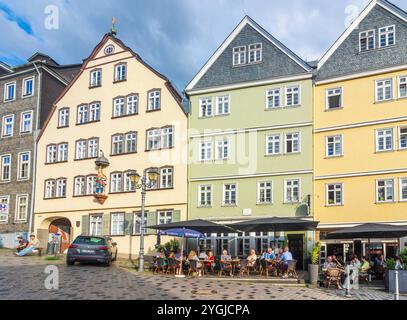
left=186, top=15, right=312, bottom=92
left=0, top=61, right=13, bottom=73
left=28, top=52, right=59, bottom=66
left=318, top=0, right=407, bottom=70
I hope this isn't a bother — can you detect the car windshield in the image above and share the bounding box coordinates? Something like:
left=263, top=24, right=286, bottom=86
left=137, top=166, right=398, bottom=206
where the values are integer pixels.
left=73, top=237, right=106, bottom=245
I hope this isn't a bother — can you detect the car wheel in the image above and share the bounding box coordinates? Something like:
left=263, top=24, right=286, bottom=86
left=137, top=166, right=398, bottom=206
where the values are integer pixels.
left=67, top=260, right=75, bottom=266
left=105, top=255, right=112, bottom=267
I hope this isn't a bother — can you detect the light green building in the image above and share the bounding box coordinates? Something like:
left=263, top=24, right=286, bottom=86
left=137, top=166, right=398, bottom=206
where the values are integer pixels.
left=186, top=16, right=315, bottom=268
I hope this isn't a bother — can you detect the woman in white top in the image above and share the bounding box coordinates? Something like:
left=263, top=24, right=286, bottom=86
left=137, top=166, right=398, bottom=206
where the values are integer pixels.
left=247, top=249, right=257, bottom=267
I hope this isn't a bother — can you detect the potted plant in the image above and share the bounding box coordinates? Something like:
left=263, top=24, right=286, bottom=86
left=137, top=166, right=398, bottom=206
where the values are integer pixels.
left=385, top=251, right=407, bottom=294
left=308, top=242, right=321, bottom=285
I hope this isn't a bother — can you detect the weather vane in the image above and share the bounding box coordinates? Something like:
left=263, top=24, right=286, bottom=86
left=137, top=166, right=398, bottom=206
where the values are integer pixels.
left=111, top=16, right=117, bottom=36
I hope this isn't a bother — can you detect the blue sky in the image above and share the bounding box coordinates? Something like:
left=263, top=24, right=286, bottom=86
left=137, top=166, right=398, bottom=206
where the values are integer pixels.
left=0, top=0, right=405, bottom=91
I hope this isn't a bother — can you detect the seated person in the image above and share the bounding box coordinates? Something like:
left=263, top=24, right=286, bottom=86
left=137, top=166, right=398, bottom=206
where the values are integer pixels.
left=360, top=256, right=370, bottom=272
left=15, top=234, right=40, bottom=257
left=263, top=247, right=276, bottom=260
left=322, top=256, right=337, bottom=272
left=220, top=249, right=233, bottom=276
left=374, top=254, right=386, bottom=267
left=188, top=250, right=202, bottom=276
left=16, top=236, right=28, bottom=253
left=174, top=248, right=183, bottom=261
left=157, top=249, right=167, bottom=267
left=199, top=250, right=209, bottom=260
left=221, top=249, right=232, bottom=262
left=395, top=256, right=404, bottom=270
left=280, top=247, right=293, bottom=278
left=247, top=249, right=257, bottom=268
left=333, top=255, right=344, bottom=270
left=206, top=250, right=215, bottom=271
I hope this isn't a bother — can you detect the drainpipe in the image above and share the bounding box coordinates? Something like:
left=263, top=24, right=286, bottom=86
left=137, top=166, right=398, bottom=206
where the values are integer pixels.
left=28, top=62, right=42, bottom=234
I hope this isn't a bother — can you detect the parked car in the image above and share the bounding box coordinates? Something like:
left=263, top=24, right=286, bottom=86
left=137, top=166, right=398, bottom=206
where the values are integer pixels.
left=67, top=236, right=118, bottom=266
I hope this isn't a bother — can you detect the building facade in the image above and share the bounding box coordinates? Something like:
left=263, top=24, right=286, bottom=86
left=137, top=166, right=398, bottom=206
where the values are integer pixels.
left=33, top=33, right=188, bottom=256
left=186, top=17, right=315, bottom=267
left=0, top=54, right=79, bottom=248
left=314, top=0, right=407, bottom=260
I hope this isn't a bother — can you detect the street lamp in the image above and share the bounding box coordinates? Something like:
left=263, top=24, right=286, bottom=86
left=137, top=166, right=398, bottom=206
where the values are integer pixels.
left=128, top=167, right=159, bottom=272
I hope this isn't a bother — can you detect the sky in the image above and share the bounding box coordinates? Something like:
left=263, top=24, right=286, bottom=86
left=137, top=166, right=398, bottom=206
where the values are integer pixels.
left=0, top=0, right=405, bottom=91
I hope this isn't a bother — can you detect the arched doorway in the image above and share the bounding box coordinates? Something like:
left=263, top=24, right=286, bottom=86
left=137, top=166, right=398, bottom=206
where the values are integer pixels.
left=48, top=218, right=72, bottom=253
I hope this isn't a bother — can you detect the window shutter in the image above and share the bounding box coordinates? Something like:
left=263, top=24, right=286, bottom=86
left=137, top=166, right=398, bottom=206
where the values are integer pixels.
left=102, top=214, right=110, bottom=236
left=124, top=212, right=133, bottom=235
left=81, top=215, right=89, bottom=235
left=172, top=210, right=181, bottom=223
left=146, top=211, right=157, bottom=235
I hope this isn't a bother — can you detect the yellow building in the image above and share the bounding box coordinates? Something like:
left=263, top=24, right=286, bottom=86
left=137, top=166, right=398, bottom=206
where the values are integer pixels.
left=314, top=0, right=407, bottom=259
left=33, top=32, right=188, bottom=257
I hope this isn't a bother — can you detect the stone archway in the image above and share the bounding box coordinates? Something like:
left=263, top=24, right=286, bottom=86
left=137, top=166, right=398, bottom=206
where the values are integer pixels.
left=37, top=217, right=73, bottom=253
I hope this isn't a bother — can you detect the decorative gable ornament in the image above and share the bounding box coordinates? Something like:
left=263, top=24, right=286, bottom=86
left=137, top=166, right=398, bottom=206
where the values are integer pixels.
left=94, top=151, right=110, bottom=205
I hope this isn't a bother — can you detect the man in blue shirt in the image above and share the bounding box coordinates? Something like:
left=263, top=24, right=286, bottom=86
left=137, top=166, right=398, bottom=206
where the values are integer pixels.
left=281, top=247, right=293, bottom=278
left=262, top=248, right=276, bottom=260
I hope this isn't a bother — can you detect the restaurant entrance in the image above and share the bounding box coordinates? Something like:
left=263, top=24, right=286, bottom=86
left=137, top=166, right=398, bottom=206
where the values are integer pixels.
left=287, top=234, right=304, bottom=270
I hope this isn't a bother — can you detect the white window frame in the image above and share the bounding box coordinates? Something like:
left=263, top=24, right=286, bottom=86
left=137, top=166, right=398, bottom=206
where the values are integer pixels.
left=58, top=109, right=69, bottom=128
left=110, top=173, right=123, bottom=193
left=45, top=179, right=56, bottom=199
left=127, top=95, right=138, bottom=115
left=2, top=114, right=15, bottom=137
left=15, top=194, right=29, bottom=222
left=199, top=97, right=213, bottom=118
left=146, top=129, right=161, bottom=151
left=113, top=97, right=125, bottom=117
left=199, top=141, right=213, bottom=162
left=376, top=179, right=394, bottom=203
left=285, top=132, right=301, bottom=154
left=359, top=29, right=376, bottom=52
left=89, top=103, right=100, bottom=122
left=266, top=88, right=281, bottom=109
left=56, top=179, right=67, bottom=198
left=86, top=175, right=97, bottom=195
left=198, top=184, right=212, bottom=207
left=326, top=135, right=343, bottom=157
left=89, top=215, right=103, bottom=236
left=222, top=183, right=237, bottom=206
left=160, top=167, right=173, bottom=189
left=4, top=81, right=16, bottom=101
left=22, top=77, right=35, bottom=97
left=233, top=46, right=246, bottom=66
left=376, top=128, right=394, bottom=152
left=266, top=134, right=281, bottom=156
left=216, top=96, right=230, bottom=115
left=257, top=181, right=273, bottom=205
left=158, top=210, right=173, bottom=225
left=0, top=195, right=10, bottom=223
left=110, top=213, right=125, bottom=236
left=148, top=90, right=161, bottom=111
left=115, top=64, right=127, bottom=82
left=284, top=179, right=301, bottom=203
left=326, top=183, right=343, bottom=206
left=125, top=132, right=137, bottom=153
left=248, top=43, right=262, bottom=64
left=17, top=151, right=31, bottom=180
left=162, top=127, right=174, bottom=149
left=77, top=105, right=89, bottom=124
left=398, top=76, right=407, bottom=99
left=90, top=69, right=101, bottom=87
left=215, top=139, right=230, bottom=160
left=74, top=176, right=86, bottom=196
left=326, top=88, right=343, bottom=110
left=87, top=138, right=99, bottom=158
left=20, top=110, right=33, bottom=134
left=75, top=140, right=88, bottom=159
left=0, top=154, right=11, bottom=182
left=399, top=127, right=407, bottom=150
left=399, top=178, right=407, bottom=202
left=379, top=25, right=396, bottom=48
left=285, top=85, right=301, bottom=107
left=375, top=78, right=393, bottom=102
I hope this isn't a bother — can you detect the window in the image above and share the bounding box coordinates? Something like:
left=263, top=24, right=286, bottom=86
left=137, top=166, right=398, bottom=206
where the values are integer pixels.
left=215, top=139, right=230, bottom=160
left=376, top=79, right=393, bottom=102
left=76, top=140, right=87, bottom=159
left=112, top=135, right=124, bottom=155
left=20, top=111, right=33, bottom=134
left=15, top=195, right=28, bottom=222
left=162, top=127, right=174, bottom=149
left=379, top=25, right=395, bottom=48
left=74, top=176, right=85, bottom=196
left=127, top=95, right=138, bottom=115
left=90, top=69, right=101, bottom=87
left=285, top=86, right=300, bottom=106
left=75, top=139, right=98, bottom=159
left=126, top=132, right=137, bottom=153
left=285, top=132, right=300, bottom=153
left=45, top=180, right=56, bottom=198
left=18, top=152, right=30, bottom=180
left=266, top=134, right=281, bottom=156
left=90, top=215, right=103, bottom=236
left=22, top=77, right=34, bottom=97
left=399, top=76, right=407, bottom=99
left=326, top=135, right=342, bottom=157
left=158, top=211, right=173, bottom=225
left=110, top=173, right=123, bottom=193
left=2, top=115, right=14, bottom=137
left=223, top=184, right=237, bottom=206
left=113, top=97, right=125, bottom=117
left=199, top=185, right=212, bottom=207
left=400, top=178, right=407, bottom=202
left=88, top=139, right=99, bottom=158
left=399, top=127, right=407, bottom=150
left=376, top=129, right=393, bottom=152
left=87, top=175, right=97, bottom=195
left=77, top=105, right=89, bottom=124
left=326, top=184, right=343, bottom=206
left=124, top=172, right=136, bottom=192
left=258, top=181, right=273, bottom=204
left=216, top=96, right=230, bottom=115
left=326, top=88, right=342, bottom=110
left=89, top=103, right=100, bottom=122
left=115, top=64, right=127, bottom=82
left=199, top=98, right=212, bottom=117
left=199, top=141, right=213, bottom=161
left=105, top=45, right=115, bottom=55
left=160, top=167, right=173, bottom=189
left=56, top=179, right=67, bottom=198
left=376, top=179, right=394, bottom=203
left=0, top=196, right=9, bottom=223
left=360, top=30, right=375, bottom=52
left=233, top=46, right=246, bottom=66
left=146, top=129, right=161, bottom=151
left=266, top=89, right=281, bottom=109
left=4, top=82, right=16, bottom=101
left=1, top=155, right=11, bottom=182
left=148, top=90, right=161, bottom=111
left=285, top=179, right=300, bottom=203
left=110, top=213, right=125, bottom=235
left=46, top=145, right=57, bottom=163
left=248, top=43, right=262, bottom=63
left=58, top=109, right=69, bottom=128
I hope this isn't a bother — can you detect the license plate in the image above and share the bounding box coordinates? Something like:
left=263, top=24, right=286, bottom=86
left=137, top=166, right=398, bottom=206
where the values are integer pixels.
left=81, top=250, right=95, bottom=254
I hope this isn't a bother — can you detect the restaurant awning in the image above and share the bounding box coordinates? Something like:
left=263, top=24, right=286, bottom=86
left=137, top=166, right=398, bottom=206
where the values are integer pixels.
left=326, top=223, right=407, bottom=239
left=227, top=217, right=319, bottom=233
left=149, top=219, right=237, bottom=234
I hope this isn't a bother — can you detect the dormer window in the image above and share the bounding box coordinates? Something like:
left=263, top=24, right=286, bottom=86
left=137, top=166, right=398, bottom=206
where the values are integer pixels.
left=233, top=46, right=246, bottom=66
left=114, top=63, right=127, bottom=82
left=90, top=69, right=101, bottom=87
left=360, top=30, right=375, bottom=52
left=379, top=25, right=395, bottom=48
left=248, top=43, right=262, bottom=63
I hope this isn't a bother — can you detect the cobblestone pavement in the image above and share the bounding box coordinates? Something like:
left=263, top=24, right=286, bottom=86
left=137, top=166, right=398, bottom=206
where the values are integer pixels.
left=0, top=250, right=402, bottom=300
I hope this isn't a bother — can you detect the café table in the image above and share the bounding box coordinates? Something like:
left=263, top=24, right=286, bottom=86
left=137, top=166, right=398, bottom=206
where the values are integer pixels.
left=199, top=260, right=214, bottom=276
